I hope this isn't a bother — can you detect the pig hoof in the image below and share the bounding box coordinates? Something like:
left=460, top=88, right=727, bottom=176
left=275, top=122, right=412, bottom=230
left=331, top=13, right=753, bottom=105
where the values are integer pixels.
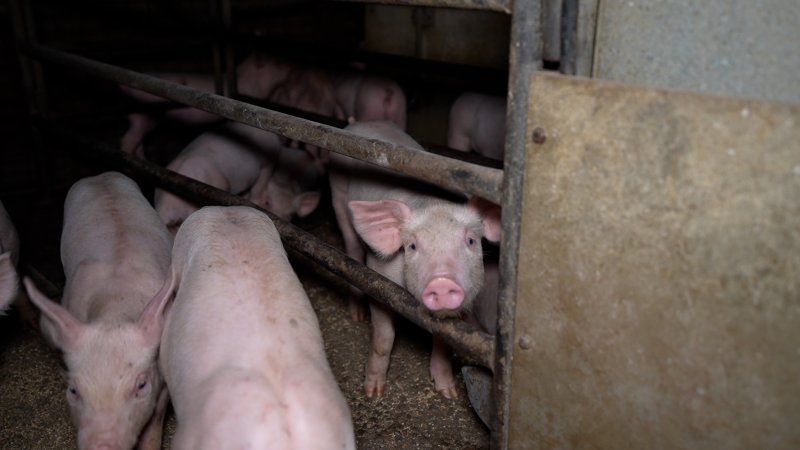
left=348, top=300, right=368, bottom=322
left=364, top=380, right=385, bottom=397
left=437, top=386, right=459, bottom=400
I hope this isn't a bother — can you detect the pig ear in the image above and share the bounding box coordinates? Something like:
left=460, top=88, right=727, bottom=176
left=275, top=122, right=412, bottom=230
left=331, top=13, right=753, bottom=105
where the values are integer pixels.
left=23, top=277, right=84, bottom=350
left=293, top=191, right=321, bottom=218
left=0, top=252, right=18, bottom=311
left=136, top=268, right=176, bottom=347
left=468, top=196, right=502, bottom=242
left=348, top=199, right=411, bottom=256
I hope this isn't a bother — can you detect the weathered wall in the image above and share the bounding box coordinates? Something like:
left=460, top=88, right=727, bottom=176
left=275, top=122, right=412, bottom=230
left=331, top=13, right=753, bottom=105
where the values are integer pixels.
left=364, top=5, right=510, bottom=69
left=591, top=0, right=800, bottom=103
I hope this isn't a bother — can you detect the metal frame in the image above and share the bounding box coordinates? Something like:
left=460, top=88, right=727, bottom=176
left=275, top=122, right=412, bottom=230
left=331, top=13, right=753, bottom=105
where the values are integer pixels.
left=336, top=0, right=511, bottom=13
left=19, top=0, right=543, bottom=447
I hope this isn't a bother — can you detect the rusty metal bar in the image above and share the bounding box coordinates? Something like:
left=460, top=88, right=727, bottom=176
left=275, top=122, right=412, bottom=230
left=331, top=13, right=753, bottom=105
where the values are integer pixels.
left=23, top=264, right=62, bottom=300
left=25, top=44, right=503, bottom=204
left=492, top=0, right=543, bottom=446
left=209, top=0, right=225, bottom=96
left=542, top=0, right=563, bottom=62
left=37, top=119, right=495, bottom=369
left=221, top=0, right=237, bottom=98
left=335, top=0, right=511, bottom=14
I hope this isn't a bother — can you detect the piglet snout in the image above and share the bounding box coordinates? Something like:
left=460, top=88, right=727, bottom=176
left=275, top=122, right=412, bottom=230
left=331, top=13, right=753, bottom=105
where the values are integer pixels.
left=422, top=278, right=464, bottom=311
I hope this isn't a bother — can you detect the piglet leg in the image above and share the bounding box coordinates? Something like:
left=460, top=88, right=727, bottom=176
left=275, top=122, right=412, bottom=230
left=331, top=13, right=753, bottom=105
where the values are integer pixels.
left=136, top=386, right=169, bottom=450
left=430, top=335, right=458, bottom=399
left=365, top=301, right=394, bottom=397
left=329, top=169, right=368, bottom=322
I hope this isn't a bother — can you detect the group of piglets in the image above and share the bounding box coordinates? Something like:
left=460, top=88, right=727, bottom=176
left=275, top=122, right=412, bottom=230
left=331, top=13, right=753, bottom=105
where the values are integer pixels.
left=121, top=51, right=407, bottom=232
left=23, top=172, right=355, bottom=449
left=8, top=59, right=507, bottom=446
left=116, top=53, right=505, bottom=402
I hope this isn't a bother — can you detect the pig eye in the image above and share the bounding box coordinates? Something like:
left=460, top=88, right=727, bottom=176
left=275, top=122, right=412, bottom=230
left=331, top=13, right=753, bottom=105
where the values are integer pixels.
left=134, top=376, right=151, bottom=398
left=67, top=384, right=80, bottom=401
left=408, top=242, right=417, bottom=251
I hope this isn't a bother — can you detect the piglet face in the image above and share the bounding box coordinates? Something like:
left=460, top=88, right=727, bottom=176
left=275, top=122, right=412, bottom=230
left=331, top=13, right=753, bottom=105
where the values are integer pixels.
left=349, top=199, right=500, bottom=318
left=64, top=324, right=164, bottom=450
left=401, top=204, right=485, bottom=317
left=251, top=180, right=320, bottom=222
left=23, top=273, right=174, bottom=450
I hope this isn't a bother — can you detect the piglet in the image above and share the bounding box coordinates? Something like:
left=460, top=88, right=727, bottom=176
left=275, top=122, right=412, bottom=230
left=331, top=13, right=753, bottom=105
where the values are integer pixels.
left=334, top=74, right=407, bottom=129
left=244, top=145, right=322, bottom=222
left=447, top=92, right=506, bottom=161
left=161, top=206, right=355, bottom=450
left=154, top=121, right=315, bottom=235
left=0, top=200, right=20, bottom=313
left=119, top=52, right=295, bottom=156
left=328, top=121, right=501, bottom=399
left=23, top=172, right=175, bottom=450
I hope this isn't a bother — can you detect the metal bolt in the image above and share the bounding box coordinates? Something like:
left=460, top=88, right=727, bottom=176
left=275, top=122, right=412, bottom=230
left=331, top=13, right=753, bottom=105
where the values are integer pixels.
left=518, top=335, right=533, bottom=350
left=532, top=127, right=547, bottom=144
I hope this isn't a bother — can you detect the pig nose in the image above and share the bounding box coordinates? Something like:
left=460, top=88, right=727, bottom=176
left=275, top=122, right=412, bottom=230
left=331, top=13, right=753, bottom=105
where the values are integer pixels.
left=422, top=278, right=464, bottom=311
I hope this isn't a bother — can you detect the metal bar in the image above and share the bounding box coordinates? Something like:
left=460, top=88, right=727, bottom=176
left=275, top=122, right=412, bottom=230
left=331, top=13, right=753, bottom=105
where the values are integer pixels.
left=542, top=0, right=563, bottom=62
left=560, top=0, right=578, bottom=74
left=10, top=0, right=44, bottom=115
left=210, top=0, right=225, bottom=96
left=492, top=0, right=543, bottom=447
left=231, top=33, right=509, bottom=96
left=25, top=44, right=504, bottom=204
left=23, top=264, right=62, bottom=300
left=36, top=119, right=495, bottom=369
left=221, top=0, right=238, bottom=98
left=335, top=0, right=511, bottom=14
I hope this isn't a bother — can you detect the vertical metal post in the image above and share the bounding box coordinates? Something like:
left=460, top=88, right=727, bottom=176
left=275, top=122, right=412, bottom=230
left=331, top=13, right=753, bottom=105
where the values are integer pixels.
left=10, top=0, right=46, bottom=115
left=221, top=0, right=237, bottom=98
left=492, top=0, right=542, bottom=447
left=209, top=0, right=225, bottom=95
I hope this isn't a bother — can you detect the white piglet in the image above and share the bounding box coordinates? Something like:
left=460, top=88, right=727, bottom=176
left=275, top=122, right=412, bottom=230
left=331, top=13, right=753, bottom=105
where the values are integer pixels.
left=0, top=200, right=20, bottom=313
left=155, top=121, right=320, bottom=235
left=161, top=206, right=355, bottom=450
left=328, top=121, right=501, bottom=399
left=447, top=92, right=506, bottom=161
left=23, top=172, right=175, bottom=450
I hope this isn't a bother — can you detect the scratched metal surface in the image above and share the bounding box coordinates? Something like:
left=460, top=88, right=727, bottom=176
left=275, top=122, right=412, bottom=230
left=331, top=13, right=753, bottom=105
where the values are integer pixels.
left=509, top=73, right=800, bottom=449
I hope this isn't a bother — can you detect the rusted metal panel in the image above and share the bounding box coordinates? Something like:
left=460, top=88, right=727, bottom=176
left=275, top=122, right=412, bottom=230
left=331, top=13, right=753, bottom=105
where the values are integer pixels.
left=509, top=73, right=800, bottom=448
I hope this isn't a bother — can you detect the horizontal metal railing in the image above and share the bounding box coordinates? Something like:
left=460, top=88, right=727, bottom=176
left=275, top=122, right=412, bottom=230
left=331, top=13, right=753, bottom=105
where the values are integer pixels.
left=24, top=44, right=504, bottom=205
left=335, top=0, right=511, bottom=13
left=36, top=120, right=496, bottom=369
